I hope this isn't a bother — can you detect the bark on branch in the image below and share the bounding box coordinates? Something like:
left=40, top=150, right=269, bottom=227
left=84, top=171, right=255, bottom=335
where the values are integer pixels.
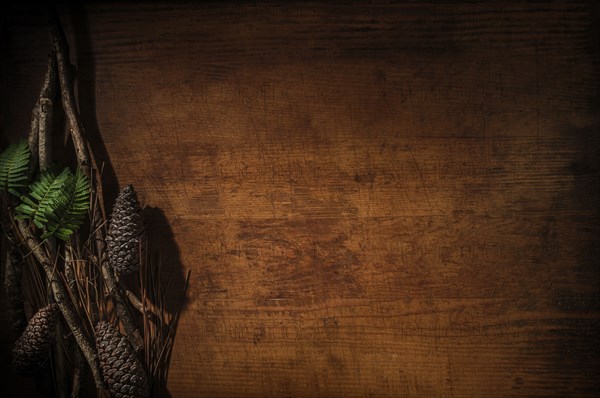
left=102, top=262, right=144, bottom=350
left=27, top=54, right=57, bottom=176
left=47, top=10, right=89, bottom=170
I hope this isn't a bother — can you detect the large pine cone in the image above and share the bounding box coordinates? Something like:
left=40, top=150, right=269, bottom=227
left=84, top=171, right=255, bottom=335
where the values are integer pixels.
left=95, top=321, right=149, bottom=398
left=12, top=303, right=59, bottom=375
left=106, top=185, right=145, bottom=275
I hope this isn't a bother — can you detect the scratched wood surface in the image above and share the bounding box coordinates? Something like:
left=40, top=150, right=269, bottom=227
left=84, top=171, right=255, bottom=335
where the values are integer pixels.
left=1, top=3, right=599, bottom=397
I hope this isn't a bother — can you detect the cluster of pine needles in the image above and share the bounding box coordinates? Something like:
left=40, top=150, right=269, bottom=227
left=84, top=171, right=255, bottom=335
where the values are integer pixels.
left=0, top=8, right=189, bottom=398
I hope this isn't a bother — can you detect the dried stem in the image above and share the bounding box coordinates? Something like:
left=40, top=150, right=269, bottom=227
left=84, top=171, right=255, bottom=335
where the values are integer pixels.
left=63, top=240, right=92, bottom=327
left=125, top=288, right=161, bottom=322
left=139, top=243, right=190, bottom=395
left=15, top=219, right=105, bottom=390
left=86, top=143, right=108, bottom=226
left=126, top=288, right=148, bottom=314
left=102, top=263, right=144, bottom=350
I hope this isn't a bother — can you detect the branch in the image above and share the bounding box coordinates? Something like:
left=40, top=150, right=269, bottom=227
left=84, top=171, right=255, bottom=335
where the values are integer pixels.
left=101, top=262, right=144, bottom=351
left=47, top=9, right=90, bottom=170
left=15, top=219, right=105, bottom=390
left=38, top=55, right=58, bottom=171
left=86, top=143, right=108, bottom=228
left=48, top=8, right=143, bottom=351
left=38, top=98, right=53, bottom=171
left=125, top=288, right=159, bottom=321
left=125, top=288, right=146, bottom=314
left=29, top=54, right=58, bottom=174
left=63, top=241, right=77, bottom=291
left=40, top=52, right=58, bottom=100
left=27, top=105, right=39, bottom=177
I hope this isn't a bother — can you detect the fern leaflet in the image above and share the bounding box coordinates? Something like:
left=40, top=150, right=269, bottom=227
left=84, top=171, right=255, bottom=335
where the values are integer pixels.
left=15, top=167, right=71, bottom=228
left=16, top=167, right=90, bottom=241
left=43, top=169, right=90, bottom=241
left=0, top=139, right=30, bottom=196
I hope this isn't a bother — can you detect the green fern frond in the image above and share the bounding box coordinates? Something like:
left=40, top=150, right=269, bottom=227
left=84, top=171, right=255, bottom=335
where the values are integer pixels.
left=15, top=167, right=71, bottom=228
left=0, top=139, right=30, bottom=196
left=43, top=169, right=90, bottom=241
left=16, top=167, right=90, bottom=241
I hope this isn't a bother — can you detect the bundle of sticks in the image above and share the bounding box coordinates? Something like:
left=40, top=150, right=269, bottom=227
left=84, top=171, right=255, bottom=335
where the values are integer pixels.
left=1, top=7, right=189, bottom=398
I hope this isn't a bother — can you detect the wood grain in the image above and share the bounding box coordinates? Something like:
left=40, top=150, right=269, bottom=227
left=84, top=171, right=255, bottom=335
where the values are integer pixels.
left=1, top=3, right=599, bottom=397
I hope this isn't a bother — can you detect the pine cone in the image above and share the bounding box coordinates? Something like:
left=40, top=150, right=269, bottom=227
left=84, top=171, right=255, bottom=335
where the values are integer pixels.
left=12, top=303, right=59, bottom=375
left=106, top=185, right=145, bottom=275
left=95, top=321, right=149, bottom=398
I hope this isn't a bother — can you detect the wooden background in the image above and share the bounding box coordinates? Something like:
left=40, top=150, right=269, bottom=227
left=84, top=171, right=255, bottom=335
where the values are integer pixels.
left=1, top=3, right=599, bottom=397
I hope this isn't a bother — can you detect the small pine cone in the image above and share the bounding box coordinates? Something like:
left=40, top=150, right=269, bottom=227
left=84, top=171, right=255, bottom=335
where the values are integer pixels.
left=3, top=239, right=27, bottom=334
left=95, top=321, right=149, bottom=398
left=106, top=185, right=145, bottom=275
left=12, top=303, right=59, bottom=375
